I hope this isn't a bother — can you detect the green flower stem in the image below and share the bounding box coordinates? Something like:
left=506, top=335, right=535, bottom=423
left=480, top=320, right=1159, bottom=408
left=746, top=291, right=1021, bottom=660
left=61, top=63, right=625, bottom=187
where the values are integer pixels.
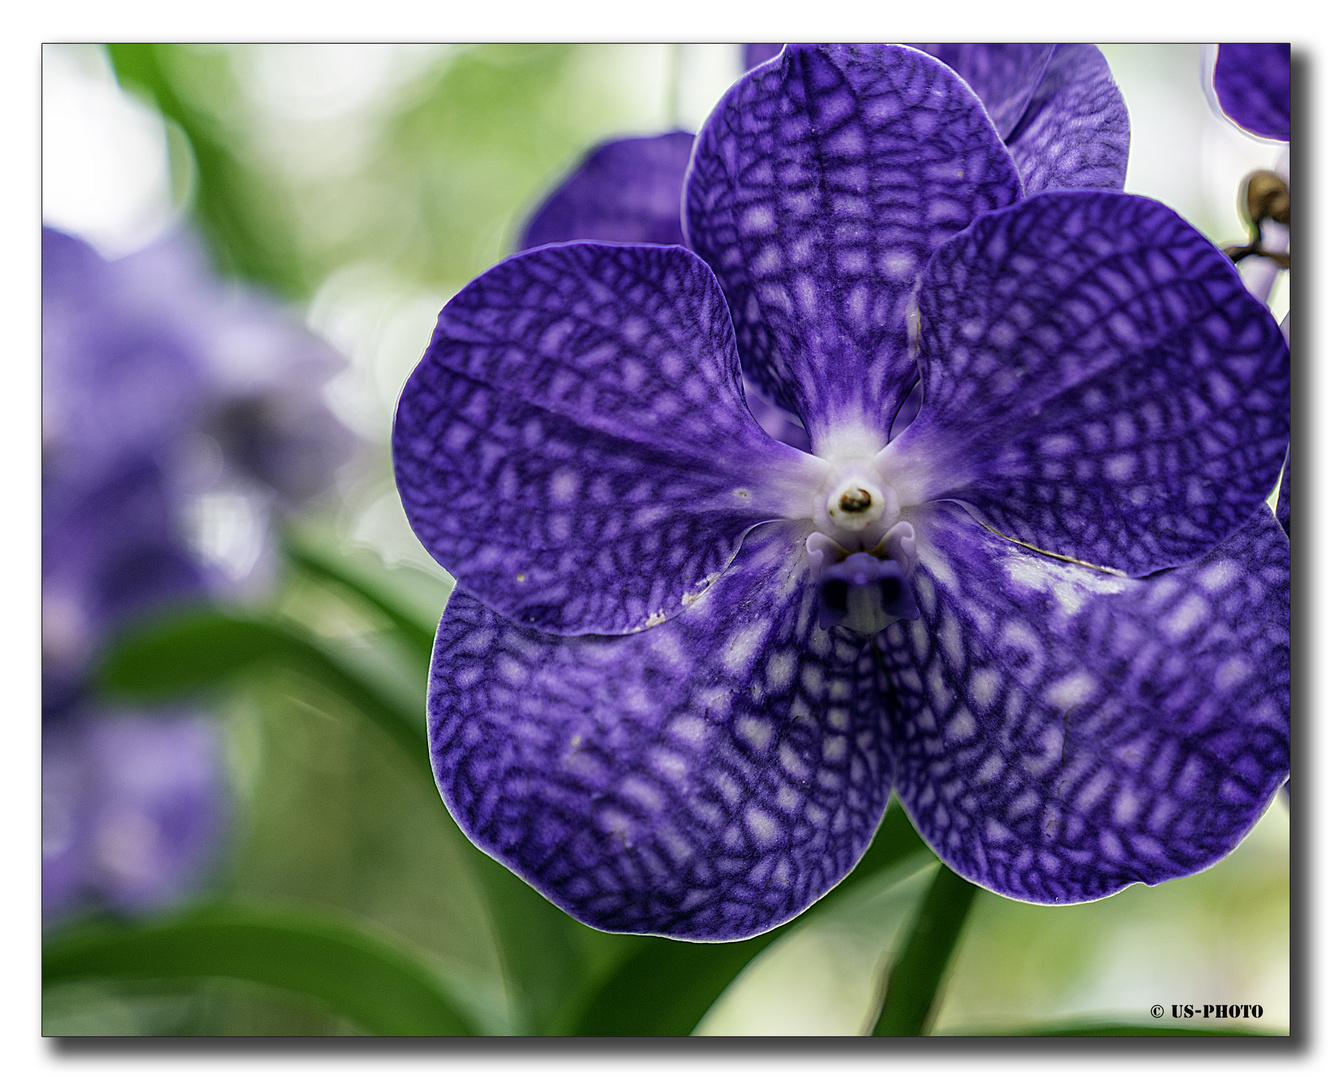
left=871, top=862, right=978, bottom=1036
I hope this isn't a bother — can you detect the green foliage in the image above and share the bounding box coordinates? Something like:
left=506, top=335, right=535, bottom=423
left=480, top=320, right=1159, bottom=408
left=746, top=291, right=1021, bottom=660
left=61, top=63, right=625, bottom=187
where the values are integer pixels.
left=44, top=904, right=477, bottom=1035
left=97, top=606, right=431, bottom=780
left=871, top=864, right=979, bottom=1035
left=108, top=44, right=310, bottom=297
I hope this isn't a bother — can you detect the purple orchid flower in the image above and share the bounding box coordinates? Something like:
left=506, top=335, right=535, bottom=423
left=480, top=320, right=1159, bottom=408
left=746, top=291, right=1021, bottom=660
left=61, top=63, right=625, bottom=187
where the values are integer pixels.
left=394, top=45, right=1289, bottom=941
left=1213, top=43, right=1290, bottom=142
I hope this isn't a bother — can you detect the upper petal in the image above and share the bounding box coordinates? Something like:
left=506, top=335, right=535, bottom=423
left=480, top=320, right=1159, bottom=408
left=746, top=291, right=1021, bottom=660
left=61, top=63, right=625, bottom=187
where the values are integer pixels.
left=1214, top=44, right=1291, bottom=142
left=684, top=44, right=1022, bottom=452
left=910, top=44, right=1055, bottom=139
left=883, top=503, right=1289, bottom=904
left=428, top=522, right=893, bottom=940
left=881, top=191, right=1290, bottom=575
left=1004, top=44, right=1130, bottom=193
left=393, top=241, right=823, bottom=635
left=517, top=132, right=695, bottom=251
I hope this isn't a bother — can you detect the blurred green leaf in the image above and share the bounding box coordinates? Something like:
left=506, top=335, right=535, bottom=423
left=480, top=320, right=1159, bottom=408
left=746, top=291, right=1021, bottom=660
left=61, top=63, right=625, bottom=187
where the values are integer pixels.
left=44, top=904, right=477, bottom=1035
left=373, top=45, right=655, bottom=289
left=106, top=44, right=309, bottom=297
left=872, top=862, right=979, bottom=1036
left=564, top=801, right=933, bottom=1035
left=463, top=854, right=608, bottom=1035
left=97, top=607, right=429, bottom=781
left=96, top=601, right=606, bottom=1034
left=282, top=528, right=439, bottom=669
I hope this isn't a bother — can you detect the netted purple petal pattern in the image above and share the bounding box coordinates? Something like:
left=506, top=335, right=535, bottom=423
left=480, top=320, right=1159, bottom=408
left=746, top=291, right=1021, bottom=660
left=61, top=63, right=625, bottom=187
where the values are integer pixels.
left=1004, top=44, right=1130, bottom=193
left=743, top=44, right=784, bottom=71
left=394, top=242, right=822, bottom=635
left=884, top=191, right=1289, bottom=575
left=428, top=522, right=892, bottom=940
left=1214, top=44, right=1290, bottom=142
left=684, top=44, right=1022, bottom=450
left=518, top=132, right=695, bottom=252
left=883, top=503, right=1289, bottom=904
left=909, top=44, right=1054, bottom=140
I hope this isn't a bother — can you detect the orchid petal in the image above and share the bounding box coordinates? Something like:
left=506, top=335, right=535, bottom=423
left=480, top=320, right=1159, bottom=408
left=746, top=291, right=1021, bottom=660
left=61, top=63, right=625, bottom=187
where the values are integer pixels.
left=883, top=191, right=1289, bottom=575
left=393, top=242, right=823, bottom=636
left=428, top=522, right=893, bottom=940
left=518, top=132, right=695, bottom=251
left=1214, top=44, right=1290, bottom=142
left=910, top=44, right=1055, bottom=140
left=684, top=44, right=1021, bottom=451
left=883, top=503, right=1289, bottom=904
left=1005, top=44, right=1130, bottom=193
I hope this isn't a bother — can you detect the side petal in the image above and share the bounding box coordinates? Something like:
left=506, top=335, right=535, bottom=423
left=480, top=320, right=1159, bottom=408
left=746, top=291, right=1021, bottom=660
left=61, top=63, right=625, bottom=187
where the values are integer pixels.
left=393, top=242, right=823, bottom=636
left=1214, top=44, right=1290, bottom=142
left=684, top=44, right=1021, bottom=451
left=1005, top=44, right=1130, bottom=193
left=517, top=132, right=695, bottom=251
left=883, top=503, right=1289, bottom=904
left=428, top=522, right=894, bottom=941
left=910, top=44, right=1055, bottom=140
left=882, top=190, right=1290, bottom=575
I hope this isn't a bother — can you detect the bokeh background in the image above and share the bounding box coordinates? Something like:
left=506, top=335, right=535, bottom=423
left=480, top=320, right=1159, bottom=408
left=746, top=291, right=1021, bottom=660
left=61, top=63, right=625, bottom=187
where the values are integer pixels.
left=40, top=43, right=1289, bottom=1037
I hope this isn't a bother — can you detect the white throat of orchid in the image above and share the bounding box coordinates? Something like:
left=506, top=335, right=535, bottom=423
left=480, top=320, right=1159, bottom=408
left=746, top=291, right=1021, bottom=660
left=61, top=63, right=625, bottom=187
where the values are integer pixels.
left=804, top=450, right=919, bottom=635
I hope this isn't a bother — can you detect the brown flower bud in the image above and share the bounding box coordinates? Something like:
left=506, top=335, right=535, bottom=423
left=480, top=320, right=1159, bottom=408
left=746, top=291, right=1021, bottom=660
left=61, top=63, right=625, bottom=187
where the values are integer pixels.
left=1244, top=170, right=1290, bottom=227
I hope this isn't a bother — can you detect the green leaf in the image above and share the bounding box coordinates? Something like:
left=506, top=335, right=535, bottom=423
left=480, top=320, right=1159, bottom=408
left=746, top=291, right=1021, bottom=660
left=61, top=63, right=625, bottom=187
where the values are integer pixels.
left=871, top=862, right=979, bottom=1036
left=564, top=801, right=932, bottom=1036
left=97, top=607, right=429, bottom=780
left=106, top=44, right=309, bottom=297
left=95, top=603, right=602, bottom=1033
left=461, top=854, right=608, bottom=1035
left=43, top=904, right=477, bottom=1035
left=281, top=527, right=441, bottom=669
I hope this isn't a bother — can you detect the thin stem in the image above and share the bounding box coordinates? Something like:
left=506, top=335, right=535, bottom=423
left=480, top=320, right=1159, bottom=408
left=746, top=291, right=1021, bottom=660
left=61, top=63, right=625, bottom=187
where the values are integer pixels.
left=871, top=862, right=978, bottom=1036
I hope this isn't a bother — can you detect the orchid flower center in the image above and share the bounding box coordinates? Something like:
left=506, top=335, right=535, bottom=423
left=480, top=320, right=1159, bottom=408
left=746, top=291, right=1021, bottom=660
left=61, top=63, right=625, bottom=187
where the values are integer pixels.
left=804, top=453, right=920, bottom=634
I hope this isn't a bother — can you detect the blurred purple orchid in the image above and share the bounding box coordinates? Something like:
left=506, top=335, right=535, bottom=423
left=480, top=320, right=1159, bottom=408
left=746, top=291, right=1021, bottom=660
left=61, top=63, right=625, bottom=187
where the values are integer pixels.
left=394, top=45, right=1289, bottom=940
left=42, top=225, right=358, bottom=923
left=43, top=712, right=228, bottom=921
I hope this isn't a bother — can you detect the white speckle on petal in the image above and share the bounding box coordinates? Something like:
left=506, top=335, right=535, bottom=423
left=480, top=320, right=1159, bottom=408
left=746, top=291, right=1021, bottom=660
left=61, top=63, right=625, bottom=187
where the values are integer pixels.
left=1163, top=594, right=1209, bottom=640
left=724, top=621, right=770, bottom=673
left=1047, top=671, right=1096, bottom=711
